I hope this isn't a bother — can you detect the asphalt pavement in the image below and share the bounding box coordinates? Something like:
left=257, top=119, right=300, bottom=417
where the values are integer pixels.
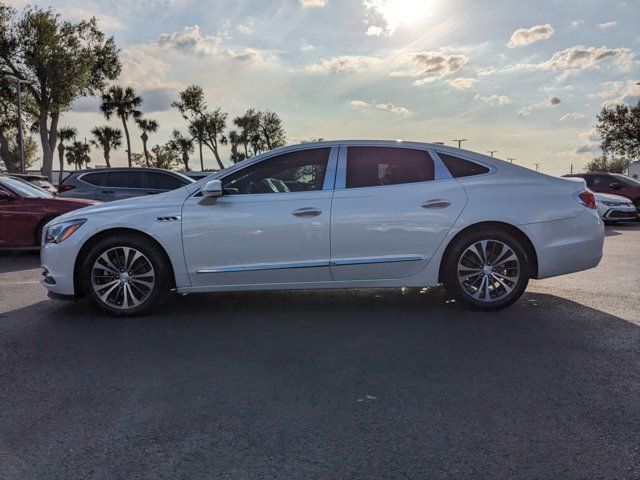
left=1, top=223, right=639, bottom=479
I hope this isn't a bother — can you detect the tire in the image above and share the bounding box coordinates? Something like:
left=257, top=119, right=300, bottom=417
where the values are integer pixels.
left=442, top=228, right=531, bottom=310
left=81, top=234, right=172, bottom=316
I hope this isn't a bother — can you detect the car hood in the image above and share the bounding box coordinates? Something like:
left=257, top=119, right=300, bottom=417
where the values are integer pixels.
left=594, top=192, right=631, bottom=203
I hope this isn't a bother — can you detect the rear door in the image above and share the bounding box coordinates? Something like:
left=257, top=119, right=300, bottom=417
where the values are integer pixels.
left=143, top=171, right=188, bottom=195
left=104, top=171, right=145, bottom=200
left=330, top=145, right=467, bottom=281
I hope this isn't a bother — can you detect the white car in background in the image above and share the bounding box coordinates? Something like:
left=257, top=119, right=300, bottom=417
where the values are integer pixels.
left=594, top=192, right=638, bottom=224
left=40, top=140, right=605, bottom=316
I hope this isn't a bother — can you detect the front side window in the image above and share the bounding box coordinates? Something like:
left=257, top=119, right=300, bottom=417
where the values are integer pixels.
left=346, top=147, right=434, bottom=189
left=223, top=148, right=330, bottom=195
left=81, top=172, right=108, bottom=186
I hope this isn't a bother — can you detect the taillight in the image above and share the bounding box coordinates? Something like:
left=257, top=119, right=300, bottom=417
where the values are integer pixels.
left=57, top=184, right=75, bottom=192
left=575, top=190, right=596, bottom=209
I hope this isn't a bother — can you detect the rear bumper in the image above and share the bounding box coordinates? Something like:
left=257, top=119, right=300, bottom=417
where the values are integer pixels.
left=521, top=209, right=604, bottom=279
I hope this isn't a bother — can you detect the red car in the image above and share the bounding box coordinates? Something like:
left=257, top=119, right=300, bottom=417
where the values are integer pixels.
left=564, top=173, right=640, bottom=209
left=0, top=175, right=99, bottom=249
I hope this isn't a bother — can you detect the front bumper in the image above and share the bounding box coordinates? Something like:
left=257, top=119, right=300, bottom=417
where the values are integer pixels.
left=40, top=234, right=85, bottom=296
left=603, top=206, right=638, bottom=221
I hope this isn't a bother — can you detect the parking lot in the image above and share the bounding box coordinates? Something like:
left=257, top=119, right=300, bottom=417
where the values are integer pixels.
left=1, top=223, right=639, bottom=479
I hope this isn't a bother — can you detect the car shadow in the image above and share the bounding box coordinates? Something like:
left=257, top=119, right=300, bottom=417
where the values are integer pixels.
left=605, top=221, right=640, bottom=237
left=2, top=288, right=639, bottom=478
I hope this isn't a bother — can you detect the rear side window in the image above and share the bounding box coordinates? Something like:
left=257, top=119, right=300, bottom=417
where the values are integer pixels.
left=346, top=147, right=434, bottom=188
left=145, top=172, right=186, bottom=190
left=81, top=172, right=108, bottom=186
left=107, top=171, right=143, bottom=188
left=438, top=153, right=490, bottom=178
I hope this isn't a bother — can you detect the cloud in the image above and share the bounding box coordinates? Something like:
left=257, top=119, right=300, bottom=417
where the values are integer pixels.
left=391, top=51, right=468, bottom=85
left=560, top=112, right=587, bottom=121
left=507, top=24, right=555, bottom=48
left=363, top=0, right=431, bottom=37
left=224, top=48, right=278, bottom=66
left=157, top=25, right=222, bottom=54
left=365, top=25, right=385, bottom=36
left=447, top=77, right=478, bottom=90
left=299, top=0, right=326, bottom=7
left=541, top=45, right=636, bottom=73
left=518, top=96, right=561, bottom=116
left=236, top=18, right=255, bottom=35
left=58, top=7, right=125, bottom=31
left=350, top=99, right=411, bottom=116
left=596, top=80, right=640, bottom=105
left=596, top=21, right=617, bottom=29
left=300, top=41, right=315, bottom=51
left=140, top=87, right=178, bottom=113
left=306, top=55, right=379, bottom=74
left=120, top=47, right=182, bottom=91
left=574, top=144, right=600, bottom=154
left=474, top=94, right=511, bottom=105
left=71, top=96, right=101, bottom=113
left=570, top=19, right=584, bottom=28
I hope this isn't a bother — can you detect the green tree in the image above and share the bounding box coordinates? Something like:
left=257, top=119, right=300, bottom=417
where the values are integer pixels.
left=90, top=125, right=121, bottom=167
left=172, top=85, right=227, bottom=170
left=135, top=117, right=159, bottom=167
left=233, top=108, right=260, bottom=157
left=100, top=85, right=142, bottom=167
left=596, top=100, right=640, bottom=173
left=584, top=154, right=629, bottom=174
left=56, top=126, right=76, bottom=179
left=0, top=5, right=120, bottom=180
left=65, top=140, right=91, bottom=170
left=233, top=109, right=286, bottom=157
left=169, top=129, right=194, bottom=171
left=258, top=110, right=286, bottom=151
left=228, top=129, right=245, bottom=163
left=188, top=116, right=207, bottom=171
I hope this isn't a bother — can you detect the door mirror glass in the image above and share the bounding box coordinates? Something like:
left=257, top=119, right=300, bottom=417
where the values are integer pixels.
left=0, top=190, right=14, bottom=201
left=609, top=182, right=623, bottom=190
left=202, top=179, right=223, bottom=198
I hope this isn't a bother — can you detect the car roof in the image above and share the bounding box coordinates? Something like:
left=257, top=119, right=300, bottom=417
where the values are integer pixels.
left=68, top=167, right=183, bottom=175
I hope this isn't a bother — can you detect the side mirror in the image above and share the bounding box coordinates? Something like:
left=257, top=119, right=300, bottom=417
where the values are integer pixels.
left=0, top=190, right=14, bottom=201
left=202, top=179, right=223, bottom=198
left=609, top=182, right=623, bottom=190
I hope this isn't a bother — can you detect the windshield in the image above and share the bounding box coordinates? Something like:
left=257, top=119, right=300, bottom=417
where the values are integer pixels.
left=0, top=176, right=54, bottom=199
left=612, top=174, right=640, bottom=187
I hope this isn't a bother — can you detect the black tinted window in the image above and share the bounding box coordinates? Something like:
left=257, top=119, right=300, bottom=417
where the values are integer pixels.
left=346, top=147, right=434, bottom=188
left=438, top=153, right=490, bottom=178
left=145, top=172, right=186, bottom=190
left=107, top=171, right=143, bottom=188
left=82, top=172, right=108, bottom=186
left=223, top=148, right=330, bottom=195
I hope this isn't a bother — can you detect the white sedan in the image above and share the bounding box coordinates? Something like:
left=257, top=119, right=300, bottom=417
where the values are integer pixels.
left=40, top=141, right=604, bottom=315
left=594, top=192, right=638, bottom=224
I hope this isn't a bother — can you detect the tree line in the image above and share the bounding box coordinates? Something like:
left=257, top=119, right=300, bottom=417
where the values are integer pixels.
left=0, top=4, right=286, bottom=180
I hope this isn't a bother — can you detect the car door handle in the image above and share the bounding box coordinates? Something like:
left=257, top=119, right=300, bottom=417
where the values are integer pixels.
left=101, top=190, right=114, bottom=194
left=421, top=199, right=451, bottom=209
left=292, top=207, right=322, bottom=217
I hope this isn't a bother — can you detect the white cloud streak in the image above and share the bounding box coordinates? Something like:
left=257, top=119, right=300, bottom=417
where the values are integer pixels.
left=508, top=24, right=555, bottom=48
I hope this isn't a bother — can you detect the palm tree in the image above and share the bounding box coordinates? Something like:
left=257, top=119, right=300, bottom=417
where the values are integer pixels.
left=169, top=130, right=194, bottom=171
left=65, top=141, right=91, bottom=170
left=56, top=127, right=77, bottom=180
left=228, top=130, right=244, bottom=164
left=188, top=116, right=206, bottom=171
left=89, top=126, right=122, bottom=168
left=100, top=86, right=142, bottom=167
left=135, top=118, right=159, bottom=167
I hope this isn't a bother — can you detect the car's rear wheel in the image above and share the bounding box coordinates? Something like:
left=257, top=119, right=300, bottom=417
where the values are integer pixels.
left=82, top=235, right=171, bottom=316
left=442, top=228, right=530, bottom=310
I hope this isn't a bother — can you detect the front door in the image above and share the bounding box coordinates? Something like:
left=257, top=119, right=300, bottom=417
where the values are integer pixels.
left=330, top=145, right=467, bottom=281
left=181, top=146, right=337, bottom=288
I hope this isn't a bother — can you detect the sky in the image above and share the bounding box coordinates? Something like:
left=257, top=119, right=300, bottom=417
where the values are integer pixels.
left=5, top=0, right=640, bottom=174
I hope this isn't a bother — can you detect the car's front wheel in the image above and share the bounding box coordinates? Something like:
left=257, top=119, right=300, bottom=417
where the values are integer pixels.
left=82, top=234, right=171, bottom=316
left=442, top=228, right=531, bottom=310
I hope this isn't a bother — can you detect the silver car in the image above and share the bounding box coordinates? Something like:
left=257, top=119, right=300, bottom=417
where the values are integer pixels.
left=57, top=167, right=194, bottom=201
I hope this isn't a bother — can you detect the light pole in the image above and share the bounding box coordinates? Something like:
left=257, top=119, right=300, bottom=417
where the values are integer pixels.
left=3, top=75, right=30, bottom=174
left=533, top=163, right=540, bottom=172
left=452, top=138, right=467, bottom=148
left=487, top=150, right=498, bottom=157
left=507, top=157, right=515, bottom=163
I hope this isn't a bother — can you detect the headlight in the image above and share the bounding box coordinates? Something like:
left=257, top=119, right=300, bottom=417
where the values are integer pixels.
left=45, top=219, right=86, bottom=244
left=602, top=201, right=623, bottom=206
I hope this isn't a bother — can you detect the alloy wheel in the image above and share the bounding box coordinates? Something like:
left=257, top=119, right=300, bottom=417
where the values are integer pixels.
left=456, top=239, right=521, bottom=303
left=91, top=246, right=156, bottom=310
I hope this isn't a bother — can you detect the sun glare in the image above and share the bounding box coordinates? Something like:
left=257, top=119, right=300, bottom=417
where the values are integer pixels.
left=376, top=0, right=432, bottom=32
